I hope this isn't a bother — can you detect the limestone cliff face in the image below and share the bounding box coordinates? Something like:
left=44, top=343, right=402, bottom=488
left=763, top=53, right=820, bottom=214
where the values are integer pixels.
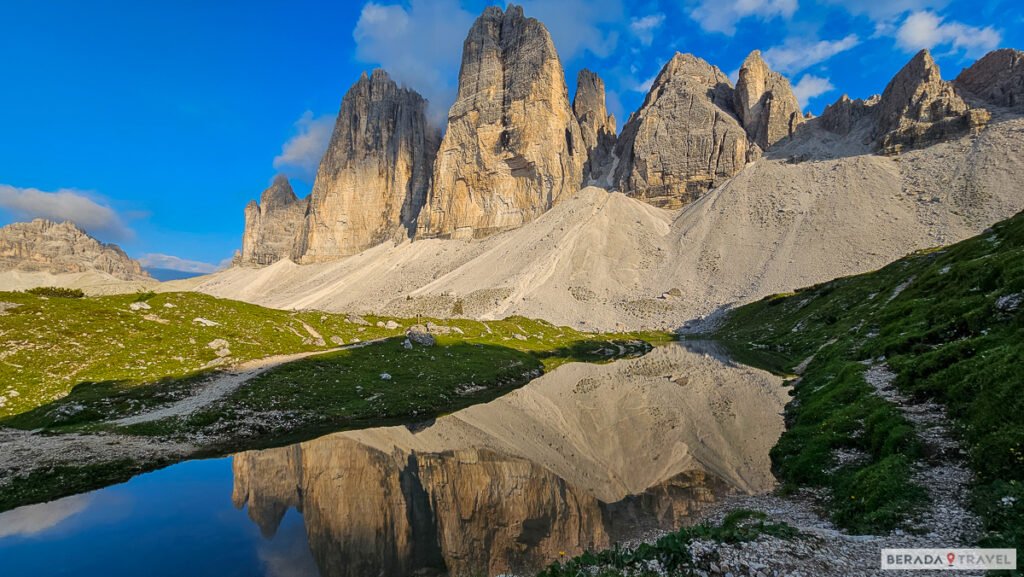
left=612, top=53, right=748, bottom=209
left=238, top=175, right=308, bottom=266
left=874, top=49, right=988, bottom=153
left=573, top=69, right=617, bottom=186
left=955, top=48, right=1024, bottom=109
left=733, top=50, right=804, bottom=150
left=298, top=70, right=440, bottom=262
left=417, top=5, right=586, bottom=240
left=818, top=94, right=878, bottom=136
left=0, top=219, right=149, bottom=280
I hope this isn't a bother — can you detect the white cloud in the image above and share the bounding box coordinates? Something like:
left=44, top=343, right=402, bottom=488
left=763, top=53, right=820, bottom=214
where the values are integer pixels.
left=629, top=13, right=665, bottom=46
left=137, top=253, right=221, bottom=274
left=515, top=0, right=624, bottom=60
left=353, top=0, right=476, bottom=124
left=0, top=494, right=91, bottom=538
left=895, top=11, right=1000, bottom=58
left=0, top=184, right=133, bottom=241
left=825, top=0, right=949, bottom=24
left=762, top=34, right=860, bottom=75
left=792, top=74, right=836, bottom=107
left=272, top=111, right=335, bottom=182
left=689, top=0, right=798, bottom=36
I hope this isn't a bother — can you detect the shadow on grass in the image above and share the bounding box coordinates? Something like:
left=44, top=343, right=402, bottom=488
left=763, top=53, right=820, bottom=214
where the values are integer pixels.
left=0, top=336, right=656, bottom=513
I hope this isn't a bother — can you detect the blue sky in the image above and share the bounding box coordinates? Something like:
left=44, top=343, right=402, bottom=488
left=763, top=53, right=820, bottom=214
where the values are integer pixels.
left=0, top=0, right=1020, bottom=271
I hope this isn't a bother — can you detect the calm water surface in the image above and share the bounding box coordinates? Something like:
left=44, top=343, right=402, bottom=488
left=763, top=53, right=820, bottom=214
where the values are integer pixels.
left=0, top=343, right=788, bottom=577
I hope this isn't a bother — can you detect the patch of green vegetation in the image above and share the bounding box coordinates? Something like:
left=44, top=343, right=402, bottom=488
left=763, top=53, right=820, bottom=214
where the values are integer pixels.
left=537, top=510, right=798, bottom=577
left=0, top=293, right=665, bottom=435
left=0, top=458, right=166, bottom=512
left=26, top=286, right=84, bottom=298
left=0, top=291, right=409, bottom=419
left=713, top=211, right=1024, bottom=547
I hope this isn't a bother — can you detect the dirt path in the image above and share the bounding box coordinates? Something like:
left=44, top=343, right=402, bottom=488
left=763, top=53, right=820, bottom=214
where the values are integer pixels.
left=114, top=340, right=381, bottom=426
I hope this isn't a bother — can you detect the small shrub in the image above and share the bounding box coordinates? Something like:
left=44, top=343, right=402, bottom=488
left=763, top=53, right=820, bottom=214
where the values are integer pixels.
left=26, top=286, right=85, bottom=299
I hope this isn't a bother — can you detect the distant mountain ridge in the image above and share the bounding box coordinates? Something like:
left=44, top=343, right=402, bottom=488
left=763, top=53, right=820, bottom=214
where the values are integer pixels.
left=0, top=219, right=150, bottom=281
left=236, top=3, right=1024, bottom=267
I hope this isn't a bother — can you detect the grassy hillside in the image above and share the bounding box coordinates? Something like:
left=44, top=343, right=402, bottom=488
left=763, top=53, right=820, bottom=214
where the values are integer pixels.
left=0, top=290, right=665, bottom=431
left=712, top=211, right=1024, bottom=550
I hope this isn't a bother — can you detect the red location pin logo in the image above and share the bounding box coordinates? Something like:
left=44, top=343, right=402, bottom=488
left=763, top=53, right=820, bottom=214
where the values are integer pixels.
left=947, top=552, right=956, bottom=566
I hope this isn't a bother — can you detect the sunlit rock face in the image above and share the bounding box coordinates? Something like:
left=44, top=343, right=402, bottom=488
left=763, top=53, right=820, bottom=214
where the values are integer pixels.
left=417, top=5, right=586, bottom=240
left=873, top=49, right=987, bottom=153
left=733, top=50, right=804, bottom=150
left=298, top=69, right=439, bottom=262
left=0, top=219, right=149, bottom=280
left=955, top=48, right=1024, bottom=110
left=612, top=53, right=748, bottom=209
left=238, top=175, right=308, bottom=266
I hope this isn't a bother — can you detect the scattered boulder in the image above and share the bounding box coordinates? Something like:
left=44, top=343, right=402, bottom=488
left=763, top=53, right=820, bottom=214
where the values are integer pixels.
left=207, top=339, right=231, bottom=358
left=129, top=301, right=151, bottom=311
left=406, top=326, right=437, bottom=347
left=193, top=317, right=220, bottom=327
left=380, top=372, right=392, bottom=381
left=330, top=336, right=345, bottom=346
left=384, top=320, right=400, bottom=330
left=346, top=314, right=370, bottom=326
left=0, top=301, right=20, bottom=315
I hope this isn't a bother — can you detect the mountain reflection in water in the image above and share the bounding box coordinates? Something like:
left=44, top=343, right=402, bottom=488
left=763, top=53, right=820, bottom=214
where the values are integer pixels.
left=231, top=342, right=788, bottom=577
left=0, top=343, right=788, bottom=577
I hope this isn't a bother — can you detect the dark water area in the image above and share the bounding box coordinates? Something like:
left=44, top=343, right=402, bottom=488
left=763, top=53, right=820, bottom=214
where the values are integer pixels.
left=0, top=343, right=789, bottom=577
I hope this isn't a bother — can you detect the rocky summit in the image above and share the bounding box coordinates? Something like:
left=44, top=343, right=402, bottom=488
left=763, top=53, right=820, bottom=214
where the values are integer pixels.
left=239, top=175, right=308, bottom=266
left=232, top=6, right=1020, bottom=268
left=0, top=219, right=149, bottom=280
left=733, top=50, right=804, bottom=151
left=416, top=5, right=585, bottom=239
left=873, top=49, right=988, bottom=153
left=612, top=53, right=749, bottom=209
left=955, top=48, right=1024, bottom=109
left=573, top=69, right=617, bottom=187
left=298, top=69, right=439, bottom=262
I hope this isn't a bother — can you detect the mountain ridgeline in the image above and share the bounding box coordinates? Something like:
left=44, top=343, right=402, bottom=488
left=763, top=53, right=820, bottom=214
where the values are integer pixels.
left=238, top=4, right=1024, bottom=266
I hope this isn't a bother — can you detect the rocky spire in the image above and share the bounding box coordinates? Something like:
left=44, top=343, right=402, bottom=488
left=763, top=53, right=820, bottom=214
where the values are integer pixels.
left=612, top=53, right=748, bottom=209
left=239, top=175, right=308, bottom=266
left=733, top=50, right=804, bottom=150
left=573, top=69, right=617, bottom=186
left=297, top=69, right=440, bottom=262
left=0, top=219, right=150, bottom=280
left=416, top=5, right=586, bottom=239
left=874, top=49, right=987, bottom=153
left=955, top=48, right=1024, bottom=109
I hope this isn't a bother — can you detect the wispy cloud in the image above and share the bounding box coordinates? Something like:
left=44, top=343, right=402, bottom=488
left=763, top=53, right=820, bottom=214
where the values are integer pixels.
left=629, top=13, right=665, bottom=46
left=0, top=184, right=133, bottom=241
left=762, top=34, right=861, bottom=75
left=354, top=0, right=476, bottom=124
left=0, top=494, right=92, bottom=538
left=824, top=0, right=950, bottom=26
left=792, top=74, right=836, bottom=107
left=137, top=253, right=222, bottom=274
left=272, top=111, right=335, bottom=182
left=895, top=11, right=1000, bottom=57
left=688, top=0, right=798, bottom=36
left=516, top=0, right=624, bottom=60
